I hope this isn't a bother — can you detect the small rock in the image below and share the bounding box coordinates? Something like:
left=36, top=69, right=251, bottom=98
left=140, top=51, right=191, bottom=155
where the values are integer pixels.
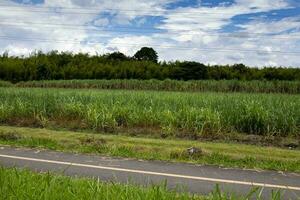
left=187, top=147, right=202, bottom=155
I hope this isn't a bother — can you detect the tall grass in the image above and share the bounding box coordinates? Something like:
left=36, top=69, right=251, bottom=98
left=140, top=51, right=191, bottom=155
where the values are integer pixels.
left=0, top=88, right=299, bottom=137
left=16, top=79, right=300, bottom=94
left=0, top=80, right=12, bottom=87
left=0, top=167, right=200, bottom=200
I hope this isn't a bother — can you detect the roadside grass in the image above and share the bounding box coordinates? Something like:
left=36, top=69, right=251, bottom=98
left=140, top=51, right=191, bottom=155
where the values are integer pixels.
left=0, top=167, right=201, bottom=200
left=0, top=126, right=299, bottom=172
left=0, top=167, right=284, bottom=200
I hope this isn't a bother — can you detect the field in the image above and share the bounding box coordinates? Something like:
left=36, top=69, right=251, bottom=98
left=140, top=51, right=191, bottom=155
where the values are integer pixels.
left=12, top=79, right=300, bottom=94
left=0, top=81, right=299, bottom=200
left=0, top=87, right=299, bottom=138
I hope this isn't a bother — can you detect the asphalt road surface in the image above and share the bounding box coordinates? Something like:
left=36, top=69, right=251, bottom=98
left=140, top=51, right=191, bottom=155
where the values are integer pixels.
left=0, top=146, right=299, bottom=199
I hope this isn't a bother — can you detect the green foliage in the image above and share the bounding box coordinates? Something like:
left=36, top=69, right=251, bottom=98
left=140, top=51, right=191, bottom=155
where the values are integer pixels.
left=1, top=51, right=300, bottom=82
left=0, top=167, right=200, bottom=200
left=0, top=80, right=12, bottom=87
left=0, top=167, right=288, bottom=200
left=107, top=52, right=131, bottom=61
left=0, top=88, right=299, bottom=137
left=14, top=79, right=300, bottom=94
left=134, top=47, right=158, bottom=63
left=173, top=62, right=208, bottom=80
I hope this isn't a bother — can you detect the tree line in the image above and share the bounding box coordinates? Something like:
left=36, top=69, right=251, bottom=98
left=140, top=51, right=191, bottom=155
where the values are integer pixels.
left=0, top=47, right=299, bottom=82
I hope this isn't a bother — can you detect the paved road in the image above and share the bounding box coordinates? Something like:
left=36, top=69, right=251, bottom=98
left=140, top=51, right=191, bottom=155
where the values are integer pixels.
left=0, top=146, right=299, bottom=199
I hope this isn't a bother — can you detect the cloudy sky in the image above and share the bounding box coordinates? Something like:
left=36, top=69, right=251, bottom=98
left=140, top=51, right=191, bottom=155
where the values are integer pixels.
left=0, top=0, right=300, bottom=67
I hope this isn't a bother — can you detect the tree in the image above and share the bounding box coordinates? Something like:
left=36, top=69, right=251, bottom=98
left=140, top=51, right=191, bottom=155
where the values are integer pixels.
left=134, top=47, right=158, bottom=63
left=232, top=63, right=249, bottom=80
left=173, top=61, right=208, bottom=80
left=37, top=63, right=50, bottom=80
left=0, top=50, right=299, bottom=81
left=1, top=51, right=9, bottom=59
left=107, top=52, right=130, bottom=61
left=232, top=63, right=247, bottom=73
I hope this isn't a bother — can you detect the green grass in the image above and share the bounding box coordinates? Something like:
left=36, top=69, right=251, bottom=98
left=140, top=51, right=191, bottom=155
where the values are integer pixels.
left=0, top=80, right=12, bottom=87
left=0, top=87, right=299, bottom=137
left=15, top=79, right=300, bottom=94
left=0, top=167, right=201, bottom=200
left=0, top=126, right=299, bottom=172
left=0, top=167, right=285, bottom=200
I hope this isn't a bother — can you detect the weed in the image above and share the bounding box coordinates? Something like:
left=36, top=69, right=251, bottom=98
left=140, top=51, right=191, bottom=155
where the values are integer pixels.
left=0, top=131, right=22, bottom=141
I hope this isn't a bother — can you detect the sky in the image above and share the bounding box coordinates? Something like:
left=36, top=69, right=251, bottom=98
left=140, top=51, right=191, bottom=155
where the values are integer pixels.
left=0, top=0, right=300, bottom=67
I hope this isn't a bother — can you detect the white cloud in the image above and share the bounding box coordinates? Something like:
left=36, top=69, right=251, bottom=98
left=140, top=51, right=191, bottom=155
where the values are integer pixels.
left=237, top=17, right=300, bottom=33
left=150, top=0, right=300, bottom=66
left=107, top=36, right=156, bottom=55
left=0, top=0, right=299, bottom=67
left=93, top=18, right=110, bottom=26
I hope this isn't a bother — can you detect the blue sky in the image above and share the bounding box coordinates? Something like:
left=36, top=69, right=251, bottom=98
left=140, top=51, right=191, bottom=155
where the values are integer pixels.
left=0, top=0, right=300, bottom=67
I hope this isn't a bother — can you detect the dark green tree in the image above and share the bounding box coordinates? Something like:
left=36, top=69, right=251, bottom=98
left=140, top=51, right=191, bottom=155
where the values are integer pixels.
left=134, top=47, right=158, bottom=63
left=36, top=63, right=50, bottom=80
left=173, top=61, right=208, bottom=80
left=1, top=51, right=9, bottom=59
left=107, top=52, right=130, bottom=61
left=0, top=50, right=300, bottom=81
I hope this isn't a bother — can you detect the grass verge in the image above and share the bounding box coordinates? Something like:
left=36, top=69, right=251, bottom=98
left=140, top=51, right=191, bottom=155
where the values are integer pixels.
left=0, top=126, right=299, bottom=173
left=0, top=167, right=285, bottom=200
left=0, top=167, right=201, bottom=200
